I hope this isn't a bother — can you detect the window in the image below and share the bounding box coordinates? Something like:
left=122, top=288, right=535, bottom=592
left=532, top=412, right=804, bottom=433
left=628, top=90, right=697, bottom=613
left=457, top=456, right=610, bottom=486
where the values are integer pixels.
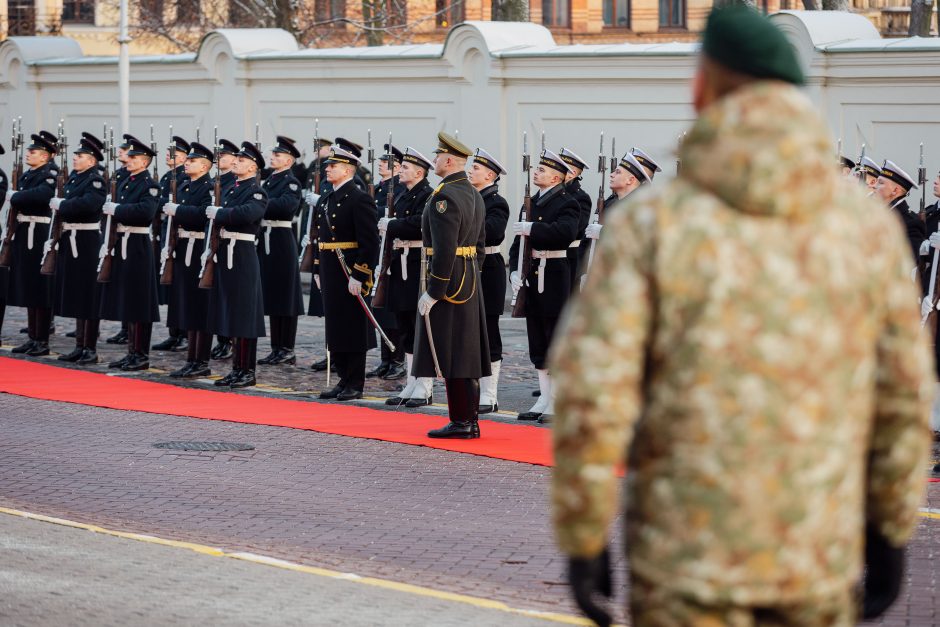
left=176, top=0, right=199, bottom=24
left=140, top=0, right=164, bottom=24
left=436, top=0, right=463, bottom=28
left=603, top=0, right=629, bottom=27
left=8, top=0, right=37, bottom=35
left=541, top=0, right=569, bottom=27
left=62, top=0, right=95, bottom=24
left=658, top=0, right=684, bottom=28
left=314, top=0, right=346, bottom=22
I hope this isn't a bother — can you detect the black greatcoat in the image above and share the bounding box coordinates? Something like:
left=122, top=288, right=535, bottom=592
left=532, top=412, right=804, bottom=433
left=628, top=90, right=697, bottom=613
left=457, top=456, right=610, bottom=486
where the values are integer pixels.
left=53, top=167, right=106, bottom=319
left=565, top=178, right=591, bottom=290
left=479, top=184, right=509, bottom=315
left=7, top=161, right=59, bottom=308
left=892, top=198, right=927, bottom=269
left=207, top=178, right=267, bottom=339
left=219, top=171, right=237, bottom=196
left=412, top=172, right=490, bottom=379
left=0, top=167, right=9, bottom=300
left=507, top=184, right=580, bottom=318
left=259, top=169, right=304, bottom=317
left=313, top=179, right=379, bottom=353
left=385, top=177, right=432, bottom=313
left=98, top=170, right=161, bottom=323
left=167, top=173, right=213, bottom=331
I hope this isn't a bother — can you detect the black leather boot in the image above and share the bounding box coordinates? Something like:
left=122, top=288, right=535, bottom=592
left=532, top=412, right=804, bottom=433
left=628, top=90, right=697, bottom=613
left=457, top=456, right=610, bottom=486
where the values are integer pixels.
left=428, top=379, right=480, bottom=439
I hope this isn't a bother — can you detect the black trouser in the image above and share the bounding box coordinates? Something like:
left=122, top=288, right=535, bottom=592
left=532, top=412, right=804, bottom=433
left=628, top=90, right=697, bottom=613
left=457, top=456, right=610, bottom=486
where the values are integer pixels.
left=75, top=319, right=100, bottom=351
left=268, top=315, right=298, bottom=351
left=526, top=315, right=559, bottom=370
left=28, top=307, right=52, bottom=342
left=233, top=337, right=257, bottom=372
left=128, top=321, right=152, bottom=357
left=486, top=313, right=502, bottom=363
left=380, top=327, right=403, bottom=363
left=444, top=378, right=480, bottom=424
left=333, top=351, right=366, bottom=392
left=396, top=311, right=417, bottom=356
left=0, top=299, right=5, bottom=336
left=186, top=330, right=212, bottom=363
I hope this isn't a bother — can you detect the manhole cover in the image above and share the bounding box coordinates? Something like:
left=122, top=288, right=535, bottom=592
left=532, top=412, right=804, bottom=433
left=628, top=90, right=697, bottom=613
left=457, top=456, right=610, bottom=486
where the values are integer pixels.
left=153, top=442, right=254, bottom=452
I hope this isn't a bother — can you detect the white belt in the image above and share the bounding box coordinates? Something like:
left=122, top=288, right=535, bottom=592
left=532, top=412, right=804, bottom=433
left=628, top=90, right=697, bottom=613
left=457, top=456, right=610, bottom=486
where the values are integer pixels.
left=484, top=246, right=501, bottom=255
left=569, top=240, right=581, bottom=248
left=392, top=239, right=423, bottom=281
left=530, top=249, right=568, bottom=294
left=261, top=219, right=293, bottom=255
left=15, top=214, right=51, bottom=250
left=61, top=221, right=99, bottom=258
left=220, top=228, right=256, bottom=269
left=115, top=224, right=151, bottom=260
left=178, top=227, right=206, bottom=267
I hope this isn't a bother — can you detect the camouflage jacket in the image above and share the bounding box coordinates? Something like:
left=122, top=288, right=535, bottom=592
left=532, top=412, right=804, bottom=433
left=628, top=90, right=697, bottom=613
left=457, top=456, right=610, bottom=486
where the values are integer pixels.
left=550, top=81, right=933, bottom=605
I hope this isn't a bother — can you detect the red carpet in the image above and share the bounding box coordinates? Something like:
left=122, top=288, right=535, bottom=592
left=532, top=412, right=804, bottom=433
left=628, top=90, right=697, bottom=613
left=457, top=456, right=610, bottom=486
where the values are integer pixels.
left=0, top=356, right=552, bottom=467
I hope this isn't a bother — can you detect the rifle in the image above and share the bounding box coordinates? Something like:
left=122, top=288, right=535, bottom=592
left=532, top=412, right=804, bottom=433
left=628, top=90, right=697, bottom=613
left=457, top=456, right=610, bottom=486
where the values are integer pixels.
left=198, top=128, right=222, bottom=290
left=366, top=129, right=375, bottom=199
left=510, top=132, right=532, bottom=318
left=149, top=125, right=162, bottom=263
left=101, top=123, right=111, bottom=189
left=254, top=123, right=261, bottom=184
left=40, top=120, right=68, bottom=275
left=371, top=132, right=395, bottom=307
left=298, top=118, right=320, bottom=273
left=918, top=143, right=927, bottom=223
left=98, top=127, right=119, bottom=282
left=583, top=132, right=606, bottom=283
left=0, top=117, right=23, bottom=268
left=856, top=143, right=867, bottom=185
left=159, top=126, right=179, bottom=285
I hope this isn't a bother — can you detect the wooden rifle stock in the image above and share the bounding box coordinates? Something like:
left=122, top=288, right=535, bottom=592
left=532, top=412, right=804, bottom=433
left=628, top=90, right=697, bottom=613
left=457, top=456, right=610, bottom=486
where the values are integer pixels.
left=97, top=215, right=117, bottom=283
left=159, top=150, right=179, bottom=285
left=0, top=123, right=22, bottom=268
left=298, top=188, right=316, bottom=273
left=198, top=154, right=223, bottom=290
left=40, top=141, right=69, bottom=275
left=371, top=139, right=395, bottom=308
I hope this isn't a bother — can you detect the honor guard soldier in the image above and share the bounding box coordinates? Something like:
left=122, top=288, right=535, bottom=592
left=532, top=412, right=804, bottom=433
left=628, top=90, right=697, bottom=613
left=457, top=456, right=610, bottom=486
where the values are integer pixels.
left=99, top=137, right=161, bottom=371
left=859, top=155, right=880, bottom=194
left=7, top=132, right=59, bottom=356
left=313, top=143, right=379, bottom=401
left=369, top=143, right=406, bottom=380
left=103, top=134, right=138, bottom=346
left=467, top=148, right=509, bottom=414
left=163, top=141, right=215, bottom=378
left=50, top=136, right=107, bottom=364
left=208, top=138, right=241, bottom=362
left=583, top=151, right=651, bottom=243
left=508, top=149, right=580, bottom=422
left=876, top=160, right=925, bottom=268
left=559, top=147, right=591, bottom=291
left=415, top=132, right=490, bottom=439
left=81, top=132, right=107, bottom=181
left=258, top=135, right=305, bottom=366
left=153, top=135, right=191, bottom=353
left=380, top=146, right=435, bottom=405
left=840, top=155, right=855, bottom=178
left=206, top=141, right=267, bottom=388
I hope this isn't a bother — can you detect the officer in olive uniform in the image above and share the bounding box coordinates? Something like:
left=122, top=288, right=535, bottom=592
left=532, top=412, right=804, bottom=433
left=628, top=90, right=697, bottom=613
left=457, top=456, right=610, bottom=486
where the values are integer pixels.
left=467, top=148, right=509, bottom=414
left=7, top=132, right=59, bottom=356
left=162, top=141, right=216, bottom=378
left=414, top=132, right=490, bottom=439
left=258, top=135, right=305, bottom=366
left=206, top=141, right=268, bottom=389
left=559, top=148, right=591, bottom=291
left=50, top=136, right=107, bottom=365
left=381, top=146, right=435, bottom=407
left=313, top=144, right=379, bottom=401
left=508, top=149, right=580, bottom=423
left=208, top=137, right=241, bottom=362
left=99, top=138, right=161, bottom=371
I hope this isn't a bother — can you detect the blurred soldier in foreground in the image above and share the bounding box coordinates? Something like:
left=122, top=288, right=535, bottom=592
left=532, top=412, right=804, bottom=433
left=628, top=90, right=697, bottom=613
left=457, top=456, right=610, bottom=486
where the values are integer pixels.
left=550, top=6, right=933, bottom=626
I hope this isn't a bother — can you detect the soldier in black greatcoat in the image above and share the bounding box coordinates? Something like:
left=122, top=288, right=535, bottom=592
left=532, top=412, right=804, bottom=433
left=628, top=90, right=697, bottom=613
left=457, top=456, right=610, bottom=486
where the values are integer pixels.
left=206, top=141, right=267, bottom=389
left=258, top=135, right=305, bottom=366
left=467, top=148, right=509, bottom=414
left=313, top=144, right=380, bottom=401
left=559, top=148, right=592, bottom=292
left=7, top=132, right=59, bottom=356
left=508, top=149, right=580, bottom=423
left=162, top=141, right=216, bottom=378
left=153, top=135, right=190, bottom=353
left=380, top=147, right=434, bottom=406
left=0, top=143, right=9, bottom=336
left=208, top=138, right=240, bottom=361
left=51, top=137, right=106, bottom=365
left=922, top=170, right=940, bottom=381
left=99, top=138, right=161, bottom=371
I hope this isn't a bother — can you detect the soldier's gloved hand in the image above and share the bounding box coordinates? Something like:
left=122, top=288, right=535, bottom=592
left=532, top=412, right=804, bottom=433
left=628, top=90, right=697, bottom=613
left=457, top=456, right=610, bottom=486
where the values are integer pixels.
left=301, top=233, right=310, bottom=249
left=347, top=276, right=362, bottom=297
left=919, top=240, right=931, bottom=256
left=510, top=271, right=523, bottom=292
left=49, top=197, right=63, bottom=211
left=585, top=223, right=603, bottom=240
left=42, top=239, right=53, bottom=255
left=862, top=524, right=906, bottom=619
left=102, top=202, right=117, bottom=216
left=206, top=206, right=220, bottom=220
left=921, top=296, right=934, bottom=320
left=929, top=232, right=940, bottom=249
left=512, top=221, right=533, bottom=236
left=305, top=192, right=320, bottom=207
left=567, top=547, right=613, bottom=627
left=314, top=273, right=321, bottom=291
left=163, top=202, right=179, bottom=216
left=378, top=217, right=392, bottom=234
left=418, top=292, right=437, bottom=316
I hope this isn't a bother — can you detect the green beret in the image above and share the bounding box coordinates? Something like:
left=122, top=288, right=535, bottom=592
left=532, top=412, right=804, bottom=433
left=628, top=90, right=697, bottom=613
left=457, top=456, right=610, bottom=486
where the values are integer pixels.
left=702, top=5, right=804, bottom=86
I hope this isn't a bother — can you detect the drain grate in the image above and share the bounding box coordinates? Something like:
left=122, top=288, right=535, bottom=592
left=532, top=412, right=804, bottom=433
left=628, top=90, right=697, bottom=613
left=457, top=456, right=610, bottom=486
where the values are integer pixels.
left=153, top=441, right=254, bottom=452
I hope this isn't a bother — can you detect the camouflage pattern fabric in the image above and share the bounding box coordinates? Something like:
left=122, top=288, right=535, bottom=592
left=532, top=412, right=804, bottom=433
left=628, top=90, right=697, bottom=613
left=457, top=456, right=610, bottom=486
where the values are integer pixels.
left=550, top=81, right=934, bottom=607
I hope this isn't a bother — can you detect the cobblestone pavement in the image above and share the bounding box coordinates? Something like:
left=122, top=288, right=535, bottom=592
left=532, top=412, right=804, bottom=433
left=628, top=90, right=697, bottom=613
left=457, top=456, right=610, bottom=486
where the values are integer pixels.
left=0, top=393, right=938, bottom=625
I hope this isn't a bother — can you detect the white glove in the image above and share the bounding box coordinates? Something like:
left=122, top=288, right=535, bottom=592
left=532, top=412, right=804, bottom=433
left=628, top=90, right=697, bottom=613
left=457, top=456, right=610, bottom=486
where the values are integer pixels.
left=585, top=223, right=603, bottom=240
left=102, top=202, right=117, bottom=216
left=42, top=239, right=53, bottom=255
left=163, top=202, right=179, bottom=216
left=301, top=233, right=310, bottom=249
left=206, top=206, right=220, bottom=220
left=348, top=276, right=362, bottom=297
left=929, top=232, right=940, bottom=250
left=305, top=192, right=320, bottom=207
left=378, top=217, right=392, bottom=234
left=512, top=221, right=533, bottom=236
left=314, top=274, right=321, bottom=290
left=922, top=296, right=934, bottom=319
left=418, top=292, right=438, bottom=316
left=49, top=197, right=63, bottom=211
left=510, top=271, right=523, bottom=292
left=920, top=239, right=931, bottom=256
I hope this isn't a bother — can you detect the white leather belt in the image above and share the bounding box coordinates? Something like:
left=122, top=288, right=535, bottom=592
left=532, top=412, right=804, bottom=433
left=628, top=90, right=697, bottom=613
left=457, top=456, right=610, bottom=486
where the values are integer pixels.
left=484, top=246, right=501, bottom=255
left=178, top=228, right=206, bottom=267
left=116, top=224, right=151, bottom=260
left=569, top=240, right=581, bottom=248
left=15, top=214, right=51, bottom=250
left=61, top=221, right=99, bottom=258
left=530, top=249, right=568, bottom=294
left=260, top=219, right=292, bottom=255
left=220, top=228, right=256, bottom=269
left=392, top=239, right=423, bottom=281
